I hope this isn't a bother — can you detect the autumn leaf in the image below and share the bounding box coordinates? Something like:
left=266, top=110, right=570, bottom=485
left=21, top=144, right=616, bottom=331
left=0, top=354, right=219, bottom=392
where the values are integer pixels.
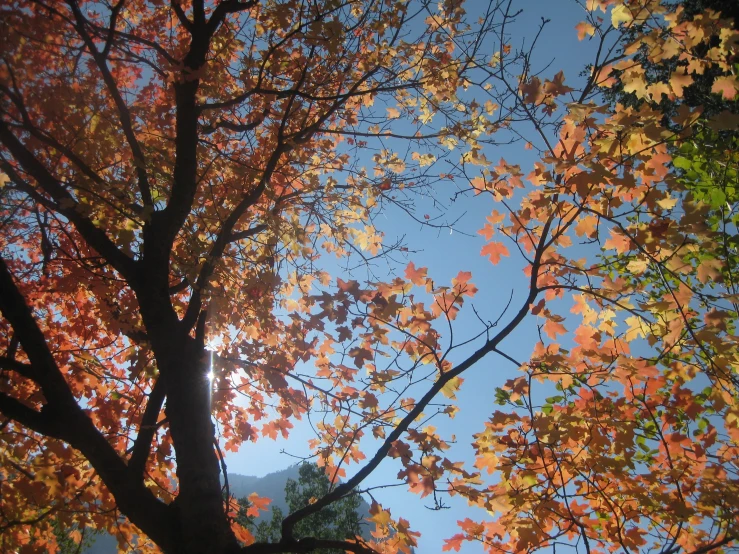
left=574, top=214, right=599, bottom=238
left=405, top=262, right=428, bottom=285
left=519, top=77, right=544, bottom=104
left=711, top=76, right=739, bottom=100
left=575, top=21, right=596, bottom=40
left=349, top=346, right=373, bottom=368
left=368, top=502, right=392, bottom=527
left=611, top=4, right=632, bottom=27
left=603, top=228, right=633, bottom=253
left=543, top=71, right=574, bottom=97
left=440, top=376, right=464, bottom=399
left=443, top=534, right=466, bottom=552
left=474, top=451, right=499, bottom=474
left=481, top=241, right=510, bottom=264
left=245, top=493, right=271, bottom=518
left=542, top=318, right=567, bottom=340
left=486, top=491, right=513, bottom=514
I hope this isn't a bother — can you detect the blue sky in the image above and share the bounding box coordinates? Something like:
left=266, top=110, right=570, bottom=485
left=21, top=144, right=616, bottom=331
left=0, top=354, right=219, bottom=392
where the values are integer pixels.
left=224, top=0, right=607, bottom=550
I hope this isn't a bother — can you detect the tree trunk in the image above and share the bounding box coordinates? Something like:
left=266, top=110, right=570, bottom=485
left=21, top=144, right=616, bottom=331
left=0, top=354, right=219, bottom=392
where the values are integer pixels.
left=158, top=332, right=239, bottom=553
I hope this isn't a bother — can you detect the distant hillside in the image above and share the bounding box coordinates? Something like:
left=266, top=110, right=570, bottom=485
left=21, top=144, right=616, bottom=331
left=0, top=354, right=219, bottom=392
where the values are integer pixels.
left=227, top=465, right=299, bottom=518
left=82, top=466, right=370, bottom=553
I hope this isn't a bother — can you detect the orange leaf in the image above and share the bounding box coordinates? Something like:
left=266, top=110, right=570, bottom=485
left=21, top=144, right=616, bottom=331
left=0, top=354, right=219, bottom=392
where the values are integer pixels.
left=712, top=76, right=739, bottom=100
left=405, top=262, right=428, bottom=285
left=603, top=229, right=633, bottom=253
left=575, top=21, right=596, bottom=40
left=443, top=534, right=466, bottom=552
left=246, top=493, right=271, bottom=518
left=481, top=241, right=510, bottom=264
left=474, top=451, right=499, bottom=474
left=542, top=318, right=567, bottom=339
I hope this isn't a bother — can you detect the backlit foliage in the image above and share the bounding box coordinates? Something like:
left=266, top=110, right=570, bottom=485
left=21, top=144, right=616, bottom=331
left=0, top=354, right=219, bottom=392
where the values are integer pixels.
left=0, top=0, right=738, bottom=553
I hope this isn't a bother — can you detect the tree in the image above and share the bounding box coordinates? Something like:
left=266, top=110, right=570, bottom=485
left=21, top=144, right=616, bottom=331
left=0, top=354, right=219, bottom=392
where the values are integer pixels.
left=0, top=0, right=489, bottom=552
left=442, top=3, right=739, bottom=552
left=0, top=0, right=481, bottom=551
left=1, top=1, right=738, bottom=554
left=239, top=463, right=364, bottom=553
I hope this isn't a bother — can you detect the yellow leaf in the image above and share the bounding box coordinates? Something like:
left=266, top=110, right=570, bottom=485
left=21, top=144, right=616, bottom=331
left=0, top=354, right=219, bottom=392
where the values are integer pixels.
left=626, top=258, right=649, bottom=274
left=487, top=492, right=512, bottom=514
left=611, top=5, right=632, bottom=27
left=656, top=195, right=678, bottom=210
left=440, top=376, right=463, bottom=399
left=411, top=152, right=436, bottom=167
left=624, top=315, right=647, bottom=341
left=368, top=503, right=392, bottom=527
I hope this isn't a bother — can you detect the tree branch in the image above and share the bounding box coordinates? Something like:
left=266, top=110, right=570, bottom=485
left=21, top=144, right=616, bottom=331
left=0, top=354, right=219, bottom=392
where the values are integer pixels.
left=206, top=0, right=258, bottom=38
left=101, top=0, right=126, bottom=59
left=171, top=0, right=193, bottom=32
left=0, top=356, right=40, bottom=381
left=128, top=376, right=167, bottom=477
left=0, top=392, right=64, bottom=439
left=0, top=257, right=77, bottom=395
left=180, top=144, right=286, bottom=331
left=0, top=255, right=175, bottom=550
left=0, top=120, right=138, bottom=282
left=67, top=0, right=154, bottom=208
left=228, top=223, right=267, bottom=243
left=281, top=201, right=557, bottom=540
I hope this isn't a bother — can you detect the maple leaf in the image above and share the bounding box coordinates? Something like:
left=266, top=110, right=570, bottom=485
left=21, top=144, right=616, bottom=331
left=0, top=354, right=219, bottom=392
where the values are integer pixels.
left=544, top=71, right=575, bottom=97
left=245, top=493, right=271, bottom=518
left=711, top=76, right=739, bottom=100
left=443, top=534, right=466, bottom=552
left=574, top=214, right=599, bottom=238
left=697, top=258, right=724, bottom=284
left=399, top=464, right=435, bottom=497
left=481, top=241, right=510, bottom=264
left=368, top=502, right=392, bottom=527
left=452, top=270, right=473, bottom=285
left=519, top=77, right=544, bottom=104
left=575, top=21, right=596, bottom=40
left=387, top=107, right=401, bottom=119
left=542, top=318, right=567, bottom=340
left=405, top=262, right=428, bottom=285
left=486, top=491, right=513, bottom=514
left=603, top=229, right=633, bottom=253
left=611, top=4, right=632, bottom=27
left=474, top=451, right=499, bottom=474
left=440, top=376, right=464, bottom=399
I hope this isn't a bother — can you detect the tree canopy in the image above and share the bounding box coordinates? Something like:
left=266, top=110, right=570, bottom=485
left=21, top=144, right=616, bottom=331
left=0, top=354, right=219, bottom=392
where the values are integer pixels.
left=0, top=1, right=738, bottom=553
